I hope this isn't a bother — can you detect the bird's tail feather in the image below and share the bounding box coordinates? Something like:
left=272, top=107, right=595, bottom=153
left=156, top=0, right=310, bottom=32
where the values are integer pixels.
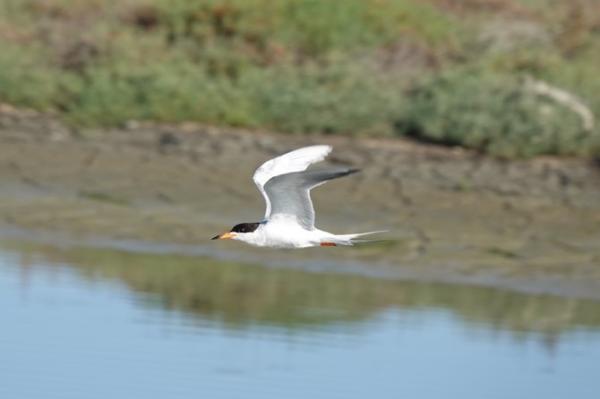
left=331, top=230, right=388, bottom=246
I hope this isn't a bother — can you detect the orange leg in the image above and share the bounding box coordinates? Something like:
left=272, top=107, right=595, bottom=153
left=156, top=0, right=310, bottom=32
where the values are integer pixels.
left=320, top=242, right=337, bottom=247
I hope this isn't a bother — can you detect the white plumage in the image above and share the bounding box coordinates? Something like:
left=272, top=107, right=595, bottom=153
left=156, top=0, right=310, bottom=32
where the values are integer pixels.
left=212, top=145, right=385, bottom=248
left=253, top=145, right=331, bottom=219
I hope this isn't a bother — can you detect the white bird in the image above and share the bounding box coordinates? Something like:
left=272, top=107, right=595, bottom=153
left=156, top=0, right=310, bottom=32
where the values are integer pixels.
left=211, top=145, right=384, bottom=248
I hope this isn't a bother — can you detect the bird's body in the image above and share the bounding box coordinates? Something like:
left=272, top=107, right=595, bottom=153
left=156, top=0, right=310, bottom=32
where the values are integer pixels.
left=236, top=218, right=327, bottom=248
left=232, top=217, right=368, bottom=248
left=212, top=145, right=384, bottom=248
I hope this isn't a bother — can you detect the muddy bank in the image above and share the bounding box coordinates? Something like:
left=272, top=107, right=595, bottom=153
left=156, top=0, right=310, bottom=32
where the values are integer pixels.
left=1, top=105, right=599, bottom=298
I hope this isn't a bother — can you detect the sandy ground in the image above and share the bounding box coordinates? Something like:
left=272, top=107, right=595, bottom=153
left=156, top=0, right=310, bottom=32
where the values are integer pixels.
left=1, top=104, right=600, bottom=298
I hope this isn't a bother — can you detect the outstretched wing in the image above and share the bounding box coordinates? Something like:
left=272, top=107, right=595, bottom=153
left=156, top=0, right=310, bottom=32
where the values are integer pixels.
left=253, top=145, right=332, bottom=218
left=264, top=168, right=359, bottom=230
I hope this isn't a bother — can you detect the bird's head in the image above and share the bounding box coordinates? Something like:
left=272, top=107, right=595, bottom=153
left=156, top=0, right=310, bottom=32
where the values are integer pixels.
left=211, top=222, right=261, bottom=242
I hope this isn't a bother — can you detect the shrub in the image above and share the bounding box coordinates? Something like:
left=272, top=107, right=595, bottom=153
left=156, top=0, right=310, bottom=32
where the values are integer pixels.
left=64, top=63, right=261, bottom=127
left=1, top=0, right=599, bottom=158
left=0, top=44, right=65, bottom=111
left=62, top=57, right=404, bottom=135
left=245, top=60, right=404, bottom=135
left=396, top=69, right=600, bottom=157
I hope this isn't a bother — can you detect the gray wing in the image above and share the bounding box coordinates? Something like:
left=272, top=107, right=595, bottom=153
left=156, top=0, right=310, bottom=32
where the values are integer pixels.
left=253, top=145, right=332, bottom=218
left=264, top=168, right=359, bottom=230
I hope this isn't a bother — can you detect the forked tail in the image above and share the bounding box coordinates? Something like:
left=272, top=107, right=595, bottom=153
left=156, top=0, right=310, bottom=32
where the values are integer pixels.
left=329, top=230, right=388, bottom=246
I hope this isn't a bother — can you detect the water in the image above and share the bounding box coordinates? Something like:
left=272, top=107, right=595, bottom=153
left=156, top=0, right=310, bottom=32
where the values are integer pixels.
left=1, top=242, right=599, bottom=399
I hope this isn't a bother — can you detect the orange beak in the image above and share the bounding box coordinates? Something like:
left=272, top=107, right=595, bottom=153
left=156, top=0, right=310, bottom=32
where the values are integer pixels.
left=211, top=232, right=236, bottom=240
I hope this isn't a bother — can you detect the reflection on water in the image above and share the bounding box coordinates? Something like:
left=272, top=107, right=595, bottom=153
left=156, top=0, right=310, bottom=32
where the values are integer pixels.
left=1, top=241, right=599, bottom=399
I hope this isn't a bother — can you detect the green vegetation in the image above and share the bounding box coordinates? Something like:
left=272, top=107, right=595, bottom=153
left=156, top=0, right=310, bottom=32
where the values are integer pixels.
left=398, top=68, right=598, bottom=157
left=0, top=0, right=599, bottom=156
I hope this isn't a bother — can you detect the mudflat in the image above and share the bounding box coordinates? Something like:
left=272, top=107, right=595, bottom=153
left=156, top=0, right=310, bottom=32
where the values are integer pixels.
left=1, top=105, right=599, bottom=298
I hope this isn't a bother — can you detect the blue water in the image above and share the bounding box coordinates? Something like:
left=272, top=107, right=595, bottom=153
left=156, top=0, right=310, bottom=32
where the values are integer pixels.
left=1, top=247, right=599, bottom=399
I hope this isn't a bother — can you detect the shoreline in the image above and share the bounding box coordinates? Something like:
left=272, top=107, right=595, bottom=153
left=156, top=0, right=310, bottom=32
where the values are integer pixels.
left=2, top=224, right=600, bottom=301
left=1, top=106, right=599, bottom=299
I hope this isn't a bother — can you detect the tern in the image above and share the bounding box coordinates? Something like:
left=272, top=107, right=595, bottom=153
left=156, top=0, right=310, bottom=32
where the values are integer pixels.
left=211, top=145, right=384, bottom=248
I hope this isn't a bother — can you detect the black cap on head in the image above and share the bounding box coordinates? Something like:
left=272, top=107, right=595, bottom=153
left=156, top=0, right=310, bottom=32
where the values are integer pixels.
left=231, top=222, right=260, bottom=233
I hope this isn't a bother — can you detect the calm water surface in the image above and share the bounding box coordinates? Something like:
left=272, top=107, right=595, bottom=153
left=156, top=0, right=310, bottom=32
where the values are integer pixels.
left=1, top=242, right=599, bottom=399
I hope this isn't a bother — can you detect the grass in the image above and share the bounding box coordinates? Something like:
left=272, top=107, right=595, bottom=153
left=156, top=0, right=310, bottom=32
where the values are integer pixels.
left=0, top=0, right=599, bottom=156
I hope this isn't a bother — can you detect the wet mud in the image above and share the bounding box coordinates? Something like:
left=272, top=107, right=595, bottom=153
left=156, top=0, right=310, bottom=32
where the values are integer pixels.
left=1, top=105, right=599, bottom=298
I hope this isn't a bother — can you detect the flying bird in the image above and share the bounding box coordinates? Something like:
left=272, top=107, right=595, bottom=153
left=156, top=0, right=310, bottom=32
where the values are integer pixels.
left=211, top=145, right=384, bottom=248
